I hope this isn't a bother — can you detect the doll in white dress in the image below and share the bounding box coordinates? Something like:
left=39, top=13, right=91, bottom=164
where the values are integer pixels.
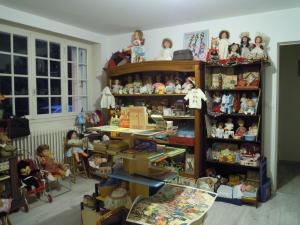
left=218, top=30, right=230, bottom=60
left=157, top=38, right=173, bottom=60
left=249, top=36, right=266, bottom=60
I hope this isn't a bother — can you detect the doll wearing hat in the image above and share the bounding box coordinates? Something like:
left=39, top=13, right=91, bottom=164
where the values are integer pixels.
left=240, top=32, right=251, bottom=58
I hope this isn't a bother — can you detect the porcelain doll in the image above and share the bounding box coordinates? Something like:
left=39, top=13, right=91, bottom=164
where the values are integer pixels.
left=152, top=74, right=165, bottom=94
left=174, top=76, right=182, bottom=94
left=211, top=121, right=217, bottom=138
left=235, top=119, right=247, bottom=138
left=240, top=32, right=251, bottom=58
left=133, top=74, right=142, bottom=94
left=221, top=93, right=234, bottom=114
left=224, top=118, right=234, bottom=139
left=182, top=77, right=194, bottom=93
left=239, top=93, right=248, bottom=113
left=130, top=30, right=145, bottom=63
left=216, top=123, right=224, bottom=138
left=245, top=99, right=255, bottom=115
left=140, top=77, right=153, bottom=94
left=218, top=30, right=230, bottom=60
left=206, top=37, right=219, bottom=63
left=157, top=38, right=173, bottom=60
left=165, top=75, right=175, bottom=94
left=228, top=43, right=240, bottom=58
left=249, top=35, right=266, bottom=60
left=124, top=76, right=134, bottom=94
left=111, top=79, right=123, bottom=94
left=249, top=123, right=258, bottom=136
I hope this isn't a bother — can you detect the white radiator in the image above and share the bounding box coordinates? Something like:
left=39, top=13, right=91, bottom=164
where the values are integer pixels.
left=13, top=128, right=75, bottom=163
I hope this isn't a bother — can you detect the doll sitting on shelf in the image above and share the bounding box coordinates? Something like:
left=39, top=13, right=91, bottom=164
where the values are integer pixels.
left=152, top=74, right=165, bottom=94
left=66, top=130, right=88, bottom=162
left=36, top=144, right=70, bottom=181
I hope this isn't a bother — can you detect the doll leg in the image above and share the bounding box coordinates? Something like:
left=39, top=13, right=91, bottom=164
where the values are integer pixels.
left=74, top=152, right=80, bottom=162
left=80, top=151, right=88, bottom=158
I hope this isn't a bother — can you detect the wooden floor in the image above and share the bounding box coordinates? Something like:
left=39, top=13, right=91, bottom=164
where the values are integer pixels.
left=10, top=172, right=300, bottom=225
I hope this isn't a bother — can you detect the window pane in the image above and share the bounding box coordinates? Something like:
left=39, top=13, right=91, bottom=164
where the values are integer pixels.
left=14, top=77, right=28, bottom=95
left=79, top=48, right=87, bottom=64
left=37, top=97, right=49, bottom=114
left=67, top=46, right=76, bottom=61
left=15, top=97, right=29, bottom=116
left=68, top=97, right=74, bottom=112
left=80, top=97, right=88, bottom=111
left=79, top=81, right=87, bottom=95
left=50, top=79, right=61, bottom=95
left=35, top=39, right=47, bottom=57
left=1, top=98, right=12, bottom=118
left=14, top=56, right=28, bottom=75
left=68, top=80, right=77, bottom=95
left=0, top=32, right=11, bottom=52
left=36, top=59, right=48, bottom=76
left=51, top=97, right=61, bottom=113
left=13, top=35, right=27, bottom=54
left=0, top=54, right=11, bottom=74
left=68, top=63, right=76, bottom=79
left=50, top=42, right=60, bottom=59
left=37, top=78, right=48, bottom=95
left=50, top=61, right=60, bottom=77
left=0, top=76, right=12, bottom=95
left=79, top=65, right=87, bottom=80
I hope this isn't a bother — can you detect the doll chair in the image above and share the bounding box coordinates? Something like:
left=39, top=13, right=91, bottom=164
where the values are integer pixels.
left=63, top=138, right=89, bottom=183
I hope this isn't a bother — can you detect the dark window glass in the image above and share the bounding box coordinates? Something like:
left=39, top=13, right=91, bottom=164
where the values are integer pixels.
left=50, top=79, right=61, bottom=95
left=15, top=98, right=29, bottom=116
left=68, top=97, right=73, bottom=112
left=0, top=54, right=11, bottom=74
left=37, top=97, right=49, bottom=114
left=35, top=39, right=47, bottom=57
left=68, top=80, right=77, bottom=95
left=51, top=97, right=61, bottom=113
left=50, top=61, right=60, bottom=77
left=67, top=46, right=76, bottom=61
left=36, top=78, right=48, bottom=95
left=68, top=63, right=76, bottom=78
left=1, top=98, right=12, bottom=118
left=36, top=59, right=48, bottom=76
left=0, top=76, right=12, bottom=95
left=0, top=32, right=11, bottom=52
left=13, top=35, right=27, bottom=54
left=50, top=42, right=60, bottom=59
left=14, top=77, right=28, bottom=95
left=14, top=56, right=28, bottom=75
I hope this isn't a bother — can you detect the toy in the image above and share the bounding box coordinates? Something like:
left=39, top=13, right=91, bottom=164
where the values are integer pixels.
left=129, top=30, right=145, bottom=63
left=239, top=93, right=248, bottom=113
left=174, top=76, right=182, bottom=94
left=17, top=160, right=40, bottom=191
left=206, top=37, right=219, bottom=63
left=111, top=79, right=123, bottom=94
left=245, top=99, right=255, bottom=115
left=251, top=92, right=259, bottom=110
left=218, top=30, right=230, bottom=60
left=216, top=122, right=224, bottom=138
left=124, top=76, right=134, bottom=94
left=249, top=35, right=267, bottom=60
left=228, top=43, right=240, bottom=58
left=249, top=123, right=258, bottom=136
left=224, top=118, right=234, bottom=139
left=211, top=93, right=222, bottom=113
left=66, top=130, right=88, bottom=162
left=221, top=93, right=234, bottom=114
left=182, top=77, right=194, bottom=93
left=235, top=119, right=247, bottom=138
left=140, top=77, right=153, bottom=94
left=157, top=38, right=173, bottom=60
left=0, top=133, right=16, bottom=157
left=133, top=74, right=142, bottom=94
left=240, top=32, right=251, bottom=58
left=165, top=75, right=175, bottom=94
left=152, top=75, right=165, bottom=94
left=211, top=121, right=217, bottom=138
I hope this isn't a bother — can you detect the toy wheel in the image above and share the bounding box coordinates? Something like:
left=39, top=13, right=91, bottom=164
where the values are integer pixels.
left=47, top=194, right=53, bottom=203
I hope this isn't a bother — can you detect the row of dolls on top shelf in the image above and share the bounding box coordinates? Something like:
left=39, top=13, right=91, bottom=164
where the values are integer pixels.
left=111, top=74, right=195, bottom=95
left=207, top=31, right=268, bottom=65
left=208, top=92, right=259, bottom=116
left=209, top=118, right=258, bottom=141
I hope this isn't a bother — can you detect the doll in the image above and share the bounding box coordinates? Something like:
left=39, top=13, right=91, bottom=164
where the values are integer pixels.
left=66, top=130, right=88, bottom=162
left=216, top=123, right=224, bottom=139
left=212, top=93, right=222, bottom=113
left=174, top=76, right=182, bottom=94
left=0, top=133, right=16, bottom=157
left=224, top=118, right=234, bottom=139
left=129, top=30, right=145, bottom=63
left=251, top=92, right=259, bottom=111
left=249, top=123, right=258, bottom=136
left=239, top=93, right=248, bottom=113
left=124, top=76, right=134, bottom=94
left=211, top=121, right=217, bottom=138
left=165, top=74, right=175, bottom=94
left=182, top=77, right=194, bottom=93
left=157, top=38, right=173, bottom=60
left=221, top=93, right=233, bottom=114
left=152, top=75, right=165, bottom=94
left=245, top=99, right=255, bottom=115
left=17, top=160, right=40, bottom=191
left=111, top=79, right=123, bottom=94
left=206, top=37, right=219, bottom=63
left=36, top=144, right=70, bottom=180
left=140, top=77, right=153, bottom=94
left=218, top=30, right=230, bottom=60
left=249, top=35, right=266, bottom=60
left=228, top=43, right=240, bottom=59
left=235, top=119, right=247, bottom=138
left=133, top=74, right=142, bottom=94
left=240, top=32, right=251, bottom=58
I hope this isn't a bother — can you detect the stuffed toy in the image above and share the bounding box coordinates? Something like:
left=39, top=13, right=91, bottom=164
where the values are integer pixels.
left=0, top=133, right=17, bottom=158
left=17, top=160, right=40, bottom=191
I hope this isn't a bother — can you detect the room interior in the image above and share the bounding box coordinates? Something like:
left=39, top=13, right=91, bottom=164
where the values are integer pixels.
left=0, top=0, right=300, bottom=225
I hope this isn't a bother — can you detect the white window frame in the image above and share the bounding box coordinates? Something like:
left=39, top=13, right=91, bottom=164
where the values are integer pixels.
left=0, top=23, right=93, bottom=120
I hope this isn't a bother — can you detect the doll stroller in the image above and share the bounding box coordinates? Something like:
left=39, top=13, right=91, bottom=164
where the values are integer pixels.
left=18, top=159, right=52, bottom=212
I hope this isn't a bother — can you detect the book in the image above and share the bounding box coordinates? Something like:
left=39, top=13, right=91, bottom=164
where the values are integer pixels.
left=126, top=183, right=217, bottom=225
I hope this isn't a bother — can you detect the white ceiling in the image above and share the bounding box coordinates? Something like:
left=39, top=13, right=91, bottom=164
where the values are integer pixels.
left=1, top=0, right=300, bottom=35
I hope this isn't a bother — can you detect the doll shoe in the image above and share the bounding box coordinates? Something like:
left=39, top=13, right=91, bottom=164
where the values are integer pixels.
left=47, top=174, right=57, bottom=182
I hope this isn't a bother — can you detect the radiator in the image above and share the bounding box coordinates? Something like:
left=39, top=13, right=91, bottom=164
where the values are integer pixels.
left=13, top=128, right=75, bottom=163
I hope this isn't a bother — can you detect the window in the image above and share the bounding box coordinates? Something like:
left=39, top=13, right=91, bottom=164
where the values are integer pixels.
left=0, top=31, right=29, bottom=117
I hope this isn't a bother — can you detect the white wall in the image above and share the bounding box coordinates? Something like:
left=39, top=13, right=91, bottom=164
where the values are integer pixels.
left=108, top=7, right=300, bottom=189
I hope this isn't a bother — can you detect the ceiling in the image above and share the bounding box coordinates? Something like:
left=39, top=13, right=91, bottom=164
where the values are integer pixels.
left=1, top=0, right=300, bottom=35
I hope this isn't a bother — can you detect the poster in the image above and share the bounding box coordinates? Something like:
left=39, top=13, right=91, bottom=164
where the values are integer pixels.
left=183, top=30, right=209, bottom=61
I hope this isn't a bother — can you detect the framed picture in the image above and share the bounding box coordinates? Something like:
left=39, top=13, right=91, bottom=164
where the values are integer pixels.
left=183, top=30, right=209, bottom=61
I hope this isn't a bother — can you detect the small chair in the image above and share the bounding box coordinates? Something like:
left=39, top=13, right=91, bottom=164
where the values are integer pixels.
left=64, top=139, right=88, bottom=183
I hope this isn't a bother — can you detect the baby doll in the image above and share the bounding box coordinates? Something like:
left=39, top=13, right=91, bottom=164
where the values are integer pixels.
left=240, top=32, right=251, bottom=58
left=124, top=76, right=134, bottom=94
left=216, top=122, right=224, bottom=138
left=245, top=99, right=255, bottom=115
left=133, top=74, right=142, bottom=94
left=165, top=74, right=175, bottom=94
left=235, top=119, right=247, bottom=138
left=141, top=77, right=153, bottom=94
left=211, top=121, right=217, bottom=138
left=218, top=30, right=230, bottom=60
left=239, top=93, right=248, bottom=113
left=66, top=130, right=88, bottom=162
left=249, top=123, right=258, bottom=136
left=152, top=74, right=165, bottom=94
left=36, top=144, right=70, bottom=180
left=228, top=43, right=240, bottom=58
left=130, top=30, right=145, bottom=63
left=249, top=35, right=266, bottom=60
left=17, top=160, right=40, bottom=191
left=206, top=37, right=219, bottom=63
left=182, top=77, right=194, bottom=93
left=111, top=79, right=122, bottom=94
left=224, top=118, right=234, bottom=139
left=174, top=76, right=182, bottom=94
left=157, top=38, right=173, bottom=60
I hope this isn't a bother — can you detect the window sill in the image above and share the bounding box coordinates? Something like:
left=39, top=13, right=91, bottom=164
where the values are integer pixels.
left=27, top=114, right=77, bottom=124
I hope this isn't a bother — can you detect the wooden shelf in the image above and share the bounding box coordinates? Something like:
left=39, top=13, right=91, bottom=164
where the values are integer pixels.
left=113, top=93, right=186, bottom=97
left=206, top=160, right=259, bottom=170
left=206, top=137, right=260, bottom=144
left=207, top=113, right=260, bottom=118
left=205, top=61, right=269, bottom=68
left=206, top=88, right=260, bottom=92
left=107, top=60, right=201, bottom=77
left=162, top=116, right=195, bottom=120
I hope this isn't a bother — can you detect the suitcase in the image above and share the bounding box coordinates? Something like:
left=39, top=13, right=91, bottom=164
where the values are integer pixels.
left=173, top=49, right=193, bottom=60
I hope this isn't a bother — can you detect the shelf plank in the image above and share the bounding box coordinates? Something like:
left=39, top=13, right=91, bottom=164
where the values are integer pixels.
left=207, top=113, right=260, bottom=118
left=206, top=160, right=259, bottom=170
left=206, top=88, right=260, bottom=92
left=206, top=137, right=260, bottom=144
left=162, top=116, right=195, bottom=120
left=205, top=61, right=269, bottom=68
left=113, top=93, right=186, bottom=97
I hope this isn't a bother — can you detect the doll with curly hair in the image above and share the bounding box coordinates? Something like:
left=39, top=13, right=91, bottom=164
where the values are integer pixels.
left=218, top=30, right=230, bottom=60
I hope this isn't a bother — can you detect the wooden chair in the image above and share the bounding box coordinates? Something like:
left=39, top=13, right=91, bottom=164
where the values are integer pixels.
left=64, top=139, right=89, bottom=183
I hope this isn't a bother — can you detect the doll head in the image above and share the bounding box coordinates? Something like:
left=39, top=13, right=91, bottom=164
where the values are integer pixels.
left=132, top=30, right=144, bottom=45
left=219, top=30, right=230, bottom=39
left=113, top=79, right=120, bottom=85
left=211, top=37, right=219, bottom=48
left=247, top=99, right=254, bottom=108
left=240, top=32, right=251, bottom=46
left=162, top=38, right=173, bottom=49
left=36, top=144, right=52, bottom=158
left=237, top=119, right=245, bottom=127
left=175, top=77, right=182, bottom=85
left=17, top=160, right=31, bottom=176
left=255, top=36, right=263, bottom=45
left=230, top=43, right=239, bottom=53
left=218, top=122, right=224, bottom=129
left=67, top=130, right=79, bottom=140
